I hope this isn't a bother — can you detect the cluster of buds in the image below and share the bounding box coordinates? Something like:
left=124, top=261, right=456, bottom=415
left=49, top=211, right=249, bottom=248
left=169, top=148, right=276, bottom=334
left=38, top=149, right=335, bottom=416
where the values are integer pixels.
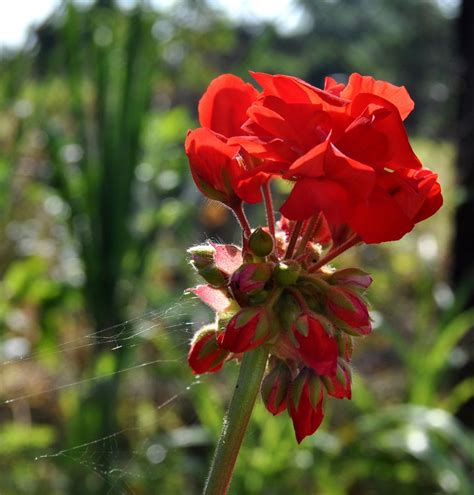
left=187, top=218, right=372, bottom=443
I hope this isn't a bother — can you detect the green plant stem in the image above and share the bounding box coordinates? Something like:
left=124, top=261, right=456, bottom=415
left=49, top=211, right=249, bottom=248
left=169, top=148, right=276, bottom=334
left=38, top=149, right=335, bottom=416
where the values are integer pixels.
left=203, top=347, right=269, bottom=495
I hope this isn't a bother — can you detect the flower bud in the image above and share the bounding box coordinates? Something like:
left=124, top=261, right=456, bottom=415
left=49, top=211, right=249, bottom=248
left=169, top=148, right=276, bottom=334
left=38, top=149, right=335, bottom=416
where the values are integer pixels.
left=248, top=227, right=274, bottom=257
left=261, top=360, right=291, bottom=415
left=188, top=245, right=227, bottom=288
left=292, top=312, right=338, bottom=375
left=322, top=359, right=352, bottom=399
left=217, top=306, right=273, bottom=353
left=229, top=263, right=272, bottom=306
left=188, top=325, right=229, bottom=374
left=288, top=368, right=325, bottom=443
left=329, top=268, right=372, bottom=290
left=273, top=261, right=300, bottom=286
left=327, top=287, right=372, bottom=336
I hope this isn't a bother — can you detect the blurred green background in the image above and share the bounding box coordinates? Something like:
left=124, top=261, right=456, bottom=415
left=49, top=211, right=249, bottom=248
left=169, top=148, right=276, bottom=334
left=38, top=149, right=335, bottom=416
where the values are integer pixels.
left=0, top=1, right=472, bottom=494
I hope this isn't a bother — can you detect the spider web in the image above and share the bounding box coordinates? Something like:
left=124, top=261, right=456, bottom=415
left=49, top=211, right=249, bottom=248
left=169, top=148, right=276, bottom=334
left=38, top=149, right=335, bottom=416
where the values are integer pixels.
left=0, top=293, right=221, bottom=495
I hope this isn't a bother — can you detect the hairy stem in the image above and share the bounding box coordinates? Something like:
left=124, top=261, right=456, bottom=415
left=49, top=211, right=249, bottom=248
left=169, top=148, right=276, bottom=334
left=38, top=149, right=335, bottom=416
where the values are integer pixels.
left=294, top=214, right=319, bottom=258
left=285, top=220, right=304, bottom=259
left=203, top=347, right=269, bottom=495
left=262, top=183, right=276, bottom=239
left=232, top=203, right=252, bottom=239
left=309, top=234, right=361, bottom=272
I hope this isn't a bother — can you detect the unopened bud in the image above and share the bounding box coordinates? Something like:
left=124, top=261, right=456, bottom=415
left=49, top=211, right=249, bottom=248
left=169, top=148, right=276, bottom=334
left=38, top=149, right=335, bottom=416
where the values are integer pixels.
left=249, top=227, right=274, bottom=257
left=322, top=359, right=352, bottom=399
left=288, top=368, right=325, bottom=443
left=261, top=360, right=291, bottom=415
left=327, top=287, right=371, bottom=336
left=217, top=306, right=273, bottom=353
left=188, top=245, right=227, bottom=288
left=229, top=263, right=272, bottom=306
left=329, top=268, right=372, bottom=290
left=292, top=312, right=338, bottom=376
left=188, top=324, right=229, bottom=374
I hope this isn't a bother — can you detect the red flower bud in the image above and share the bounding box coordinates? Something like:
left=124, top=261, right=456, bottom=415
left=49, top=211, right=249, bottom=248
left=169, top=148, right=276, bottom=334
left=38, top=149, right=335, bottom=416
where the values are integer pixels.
left=329, top=268, right=372, bottom=290
left=229, top=263, right=273, bottom=306
left=185, top=128, right=242, bottom=207
left=292, top=312, right=338, bottom=375
left=327, top=287, right=371, bottom=336
left=288, top=368, right=325, bottom=443
left=217, top=306, right=273, bottom=353
left=261, top=360, right=291, bottom=415
left=188, top=325, right=229, bottom=374
left=322, top=359, right=352, bottom=399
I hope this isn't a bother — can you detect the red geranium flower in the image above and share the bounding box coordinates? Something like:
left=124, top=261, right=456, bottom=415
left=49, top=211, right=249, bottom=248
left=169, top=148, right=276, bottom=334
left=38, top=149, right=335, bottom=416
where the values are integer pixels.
left=227, top=71, right=442, bottom=242
left=186, top=74, right=282, bottom=206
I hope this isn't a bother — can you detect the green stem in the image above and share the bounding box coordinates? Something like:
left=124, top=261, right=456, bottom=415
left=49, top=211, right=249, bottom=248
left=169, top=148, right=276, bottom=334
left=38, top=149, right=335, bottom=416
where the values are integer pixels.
left=203, top=347, right=269, bottom=495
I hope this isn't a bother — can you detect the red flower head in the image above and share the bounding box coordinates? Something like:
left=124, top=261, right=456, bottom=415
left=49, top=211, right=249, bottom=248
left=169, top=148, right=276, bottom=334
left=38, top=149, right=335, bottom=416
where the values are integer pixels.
left=288, top=368, right=325, bottom=443
left=184, top=70, right=444, bottom=447
left=228, top=71, right=442, bottom=243
left=188, top=325, right=230, bottom=374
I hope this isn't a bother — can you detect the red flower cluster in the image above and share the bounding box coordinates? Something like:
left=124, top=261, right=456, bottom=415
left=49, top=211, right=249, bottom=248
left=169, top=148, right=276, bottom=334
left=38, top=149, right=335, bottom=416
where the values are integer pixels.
left=185, top=71, right=443, bottom=443
left=187, top=224, right=371, bottom=443
left=186, top=72, right=442, bottom=243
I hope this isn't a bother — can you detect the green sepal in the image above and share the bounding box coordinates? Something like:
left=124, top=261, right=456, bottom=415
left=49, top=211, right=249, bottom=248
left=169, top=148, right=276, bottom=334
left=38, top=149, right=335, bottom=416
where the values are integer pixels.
left=290, top=369, right=308, bottom=408
left=253, top=311, right=271, bottom=341
left=295, top=315, right=309, bottom=337
left=327, top=286, right=356, bottom=311
left=321, top=375, right=334, bottom=394
left=234, top=307, right=259, bottom=329
left=308, top=374, right=322, bottom=408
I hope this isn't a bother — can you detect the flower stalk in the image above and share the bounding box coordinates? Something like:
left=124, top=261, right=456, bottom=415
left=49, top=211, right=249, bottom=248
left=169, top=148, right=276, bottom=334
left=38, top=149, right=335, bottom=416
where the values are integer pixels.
left=203, top=346, right=269, bottom=495
left=262, top=183, right=276, bottom=239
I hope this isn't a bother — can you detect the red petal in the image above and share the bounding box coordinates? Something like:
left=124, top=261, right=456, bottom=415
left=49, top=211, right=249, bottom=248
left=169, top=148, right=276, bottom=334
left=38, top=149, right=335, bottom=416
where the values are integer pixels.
left=251, top=71, right=349, bottom=107
left=348, top=188, right=415, bottom=243
left=185, top=128, right=241, bottom=204
left=198, top=74, right=259, bottom=137
left=189, top=285, right=231, bottom=312
left=341, top=73, right=414, bottom=120
left=280, top=178, right=349, bottom=224
left=211, top=243, right=243, bottom=275
left=342, top=94, right=421, bottom=170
